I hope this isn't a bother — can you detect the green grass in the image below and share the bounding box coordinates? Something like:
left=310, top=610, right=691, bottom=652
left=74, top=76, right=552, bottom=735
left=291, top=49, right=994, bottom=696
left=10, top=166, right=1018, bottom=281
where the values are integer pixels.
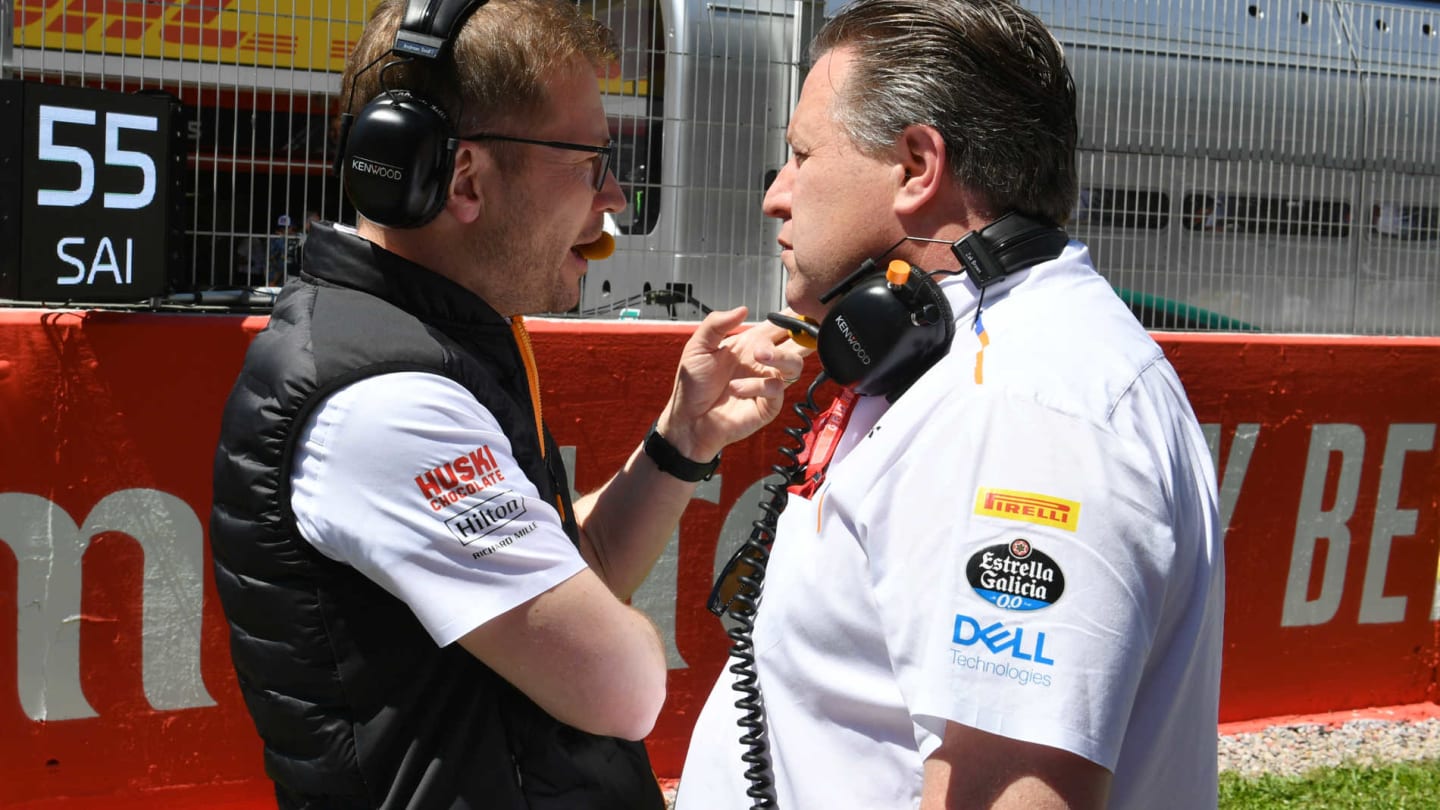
left=1220, top=759, right=1440, bottom=809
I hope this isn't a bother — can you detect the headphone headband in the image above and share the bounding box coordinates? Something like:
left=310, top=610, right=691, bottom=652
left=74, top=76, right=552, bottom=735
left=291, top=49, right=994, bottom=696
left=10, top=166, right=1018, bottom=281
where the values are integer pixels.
left=396, top=0, right=490, bottom=59
left=952, top=212, right=1069, bottom=289
left=802, top=212, right=1069, bottom=399
left=338, top=0, right=491, bottom=228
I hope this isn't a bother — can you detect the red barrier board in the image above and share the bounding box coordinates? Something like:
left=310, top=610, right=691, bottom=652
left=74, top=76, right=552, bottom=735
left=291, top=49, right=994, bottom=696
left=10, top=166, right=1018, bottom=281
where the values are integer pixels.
left=0, top=311, right=1437, bottom=805
left=1164, top=335, right=1440, bottom=721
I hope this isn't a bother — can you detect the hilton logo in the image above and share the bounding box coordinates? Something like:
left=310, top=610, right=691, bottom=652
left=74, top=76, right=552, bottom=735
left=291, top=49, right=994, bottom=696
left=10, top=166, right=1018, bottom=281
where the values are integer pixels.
left=445, top=490, right=529, bottom=545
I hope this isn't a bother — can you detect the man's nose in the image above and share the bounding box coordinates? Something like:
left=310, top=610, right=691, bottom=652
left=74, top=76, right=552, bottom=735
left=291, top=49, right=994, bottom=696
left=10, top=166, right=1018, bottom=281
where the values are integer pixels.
left=761, top=161, right=793, bottom=220
left=597, top=169, right=628, bottom=214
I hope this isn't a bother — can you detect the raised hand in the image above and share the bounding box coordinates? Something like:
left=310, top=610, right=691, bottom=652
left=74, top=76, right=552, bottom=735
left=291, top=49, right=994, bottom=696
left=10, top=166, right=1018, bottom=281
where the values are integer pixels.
left=653, top=306, right=812, bottom=462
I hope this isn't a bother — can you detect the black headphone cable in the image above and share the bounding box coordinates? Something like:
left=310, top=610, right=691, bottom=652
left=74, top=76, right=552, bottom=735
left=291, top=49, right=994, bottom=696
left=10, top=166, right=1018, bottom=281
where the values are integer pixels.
left=708, top=371, right=831, bottom=809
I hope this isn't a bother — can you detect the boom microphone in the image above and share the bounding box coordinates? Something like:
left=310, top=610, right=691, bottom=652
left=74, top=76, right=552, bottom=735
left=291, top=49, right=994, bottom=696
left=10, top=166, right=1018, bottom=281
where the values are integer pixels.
left=766, top=312, right=820, bottom=350
left=577, top=232, right=615, bottom=261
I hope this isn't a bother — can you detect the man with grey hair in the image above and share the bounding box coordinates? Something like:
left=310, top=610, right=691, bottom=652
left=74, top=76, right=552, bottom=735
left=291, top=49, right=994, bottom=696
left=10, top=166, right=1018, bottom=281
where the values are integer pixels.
left=679, top=1, right=1224, bottom=807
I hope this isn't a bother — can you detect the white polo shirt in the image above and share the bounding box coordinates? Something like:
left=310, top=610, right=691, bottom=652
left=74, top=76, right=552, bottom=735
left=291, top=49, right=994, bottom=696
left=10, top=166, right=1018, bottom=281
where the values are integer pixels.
left=679, top=243, right=1224, bottom=810
left=289, top=371, right=587, bottom=647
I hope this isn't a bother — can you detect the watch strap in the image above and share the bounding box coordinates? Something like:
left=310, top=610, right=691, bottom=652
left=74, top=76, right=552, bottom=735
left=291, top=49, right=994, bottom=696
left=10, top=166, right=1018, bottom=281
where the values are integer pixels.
left=643, top=423, right=721, bottom=482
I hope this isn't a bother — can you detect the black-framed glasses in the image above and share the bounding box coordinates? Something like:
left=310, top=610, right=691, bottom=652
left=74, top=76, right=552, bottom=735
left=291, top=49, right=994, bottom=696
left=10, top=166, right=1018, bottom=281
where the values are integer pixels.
left=459, top=132, right=616, bottom=191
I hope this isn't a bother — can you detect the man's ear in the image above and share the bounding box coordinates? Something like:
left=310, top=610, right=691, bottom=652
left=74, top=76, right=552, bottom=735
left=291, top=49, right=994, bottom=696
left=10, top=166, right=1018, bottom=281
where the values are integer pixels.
left=894, top=124, right=946, bottom=216
left=445, top=142, right=486, bottom=224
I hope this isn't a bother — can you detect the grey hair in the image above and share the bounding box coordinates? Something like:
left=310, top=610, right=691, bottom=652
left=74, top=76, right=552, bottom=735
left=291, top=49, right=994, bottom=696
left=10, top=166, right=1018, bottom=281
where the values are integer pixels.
left=813, top=0, right=1078, bottom=225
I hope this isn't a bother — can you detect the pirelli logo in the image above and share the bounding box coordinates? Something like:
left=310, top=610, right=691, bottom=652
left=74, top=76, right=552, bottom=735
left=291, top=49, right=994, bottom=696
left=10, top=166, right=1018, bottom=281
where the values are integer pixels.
left=974, top=488, right=1080, bottom=532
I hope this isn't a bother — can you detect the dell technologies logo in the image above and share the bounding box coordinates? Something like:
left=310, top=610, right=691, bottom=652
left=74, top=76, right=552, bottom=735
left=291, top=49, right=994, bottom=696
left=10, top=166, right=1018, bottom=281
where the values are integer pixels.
left=350, top=157, right=404, bottom=182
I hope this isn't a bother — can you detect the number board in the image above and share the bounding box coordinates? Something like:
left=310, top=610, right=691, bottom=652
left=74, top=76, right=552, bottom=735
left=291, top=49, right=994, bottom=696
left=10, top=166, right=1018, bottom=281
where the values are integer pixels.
left=0, top=80, right=185, bottom=303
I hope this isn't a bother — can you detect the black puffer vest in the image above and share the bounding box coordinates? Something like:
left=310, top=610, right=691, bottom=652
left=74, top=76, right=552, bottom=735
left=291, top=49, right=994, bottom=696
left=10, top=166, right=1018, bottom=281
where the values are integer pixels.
left=210, top=222, right=663, bottom=810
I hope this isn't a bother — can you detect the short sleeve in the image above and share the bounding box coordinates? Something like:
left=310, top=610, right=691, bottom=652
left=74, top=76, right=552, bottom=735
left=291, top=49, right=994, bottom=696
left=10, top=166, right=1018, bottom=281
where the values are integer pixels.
left=859, top=390, right=1172, bottom=770
left=290, top=371, right=587, bottom=647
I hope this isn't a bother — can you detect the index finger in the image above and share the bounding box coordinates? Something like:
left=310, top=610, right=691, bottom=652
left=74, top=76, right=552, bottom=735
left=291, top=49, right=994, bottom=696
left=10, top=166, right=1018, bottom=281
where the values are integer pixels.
left=691, top=306, right=750, bottom=350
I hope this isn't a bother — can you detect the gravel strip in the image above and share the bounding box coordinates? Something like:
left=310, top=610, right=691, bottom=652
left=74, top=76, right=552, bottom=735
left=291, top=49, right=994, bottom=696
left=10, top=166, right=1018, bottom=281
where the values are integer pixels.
left=661, top=717, right=1440, bottom=804
left=1219, top=717, right=1440, bottom=778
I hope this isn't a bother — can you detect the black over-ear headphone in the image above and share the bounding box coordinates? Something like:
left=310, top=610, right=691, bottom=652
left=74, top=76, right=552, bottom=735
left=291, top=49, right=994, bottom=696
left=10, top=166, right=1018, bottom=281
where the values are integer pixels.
left=335, top=0, right=491, bottom=228
left=773, top=212, right=1069, bottom=400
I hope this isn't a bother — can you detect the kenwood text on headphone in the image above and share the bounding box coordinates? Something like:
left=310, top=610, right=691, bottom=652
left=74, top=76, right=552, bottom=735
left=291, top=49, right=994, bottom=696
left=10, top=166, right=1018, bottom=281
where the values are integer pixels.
left=335, top=0, right=491, bottom=228
left=771, top=211, right=1069, bottom=400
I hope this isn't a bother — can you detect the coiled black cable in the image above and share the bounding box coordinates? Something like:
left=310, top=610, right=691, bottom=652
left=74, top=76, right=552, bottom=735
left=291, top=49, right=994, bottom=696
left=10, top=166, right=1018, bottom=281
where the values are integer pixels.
left=709, top=372, right=830, bottom=810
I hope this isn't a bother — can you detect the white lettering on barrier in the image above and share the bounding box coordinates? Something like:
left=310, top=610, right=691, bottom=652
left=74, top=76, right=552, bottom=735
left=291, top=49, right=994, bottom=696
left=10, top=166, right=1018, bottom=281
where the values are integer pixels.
left=562, top=444, right=765, bottom=671
left=1202, top=422, right=1260, bottom=538
left=6, top=423, right=1426, bottom=721
left=711, top=475, right=777, bottom=618
left=568, top=444, right=719, bottom=672
left=1283, top=424, right=1365, bottom=627
left=1362, top=424, right=1434, bottom=624
left=0, top=490, right=216, bottom=721
left=1281, top=423, right=1438, bottom=627
left=0, top=443, right=709, bottom=728
left=632, top=475, right=722, bottom=671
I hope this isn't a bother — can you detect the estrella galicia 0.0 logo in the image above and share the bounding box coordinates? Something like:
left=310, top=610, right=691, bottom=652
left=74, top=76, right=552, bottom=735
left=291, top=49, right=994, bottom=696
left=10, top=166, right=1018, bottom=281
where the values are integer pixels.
left=965, top=538, right=1065, bottom=611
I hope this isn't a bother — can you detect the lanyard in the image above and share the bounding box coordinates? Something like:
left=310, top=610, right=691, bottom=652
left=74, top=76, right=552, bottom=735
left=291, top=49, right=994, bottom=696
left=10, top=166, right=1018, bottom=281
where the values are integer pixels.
left=509, top=316, right=546, bottom=459
left=789, top=387, right=859, bottom=499
left=510, top=316, right=573, bottom=530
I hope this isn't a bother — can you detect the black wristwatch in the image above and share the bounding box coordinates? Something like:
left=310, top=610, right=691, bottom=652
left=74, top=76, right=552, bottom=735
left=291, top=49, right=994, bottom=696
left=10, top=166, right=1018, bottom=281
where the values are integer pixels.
left=643, top=422, right=721, bottom=482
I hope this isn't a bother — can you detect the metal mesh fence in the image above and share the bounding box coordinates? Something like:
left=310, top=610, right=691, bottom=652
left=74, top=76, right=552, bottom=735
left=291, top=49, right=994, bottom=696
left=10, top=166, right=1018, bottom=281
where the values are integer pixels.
left=1035, top=0, right=1440, bottom=335
left=5, top=0, right=1439, bottom=333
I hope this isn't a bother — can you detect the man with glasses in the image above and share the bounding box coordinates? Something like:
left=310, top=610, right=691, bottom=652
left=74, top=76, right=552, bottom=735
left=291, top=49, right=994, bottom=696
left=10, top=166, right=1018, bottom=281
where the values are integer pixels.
left=461, top=132, right=617, bottom=193
left=210, top=1, right=806, bottom=807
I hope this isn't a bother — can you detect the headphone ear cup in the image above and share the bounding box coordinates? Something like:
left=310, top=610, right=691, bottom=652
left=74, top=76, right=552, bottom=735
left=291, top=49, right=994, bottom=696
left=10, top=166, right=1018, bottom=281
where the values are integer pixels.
left=816, top=266, right=954, bottom=398
left=342, top=91, right=457, bottom=228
